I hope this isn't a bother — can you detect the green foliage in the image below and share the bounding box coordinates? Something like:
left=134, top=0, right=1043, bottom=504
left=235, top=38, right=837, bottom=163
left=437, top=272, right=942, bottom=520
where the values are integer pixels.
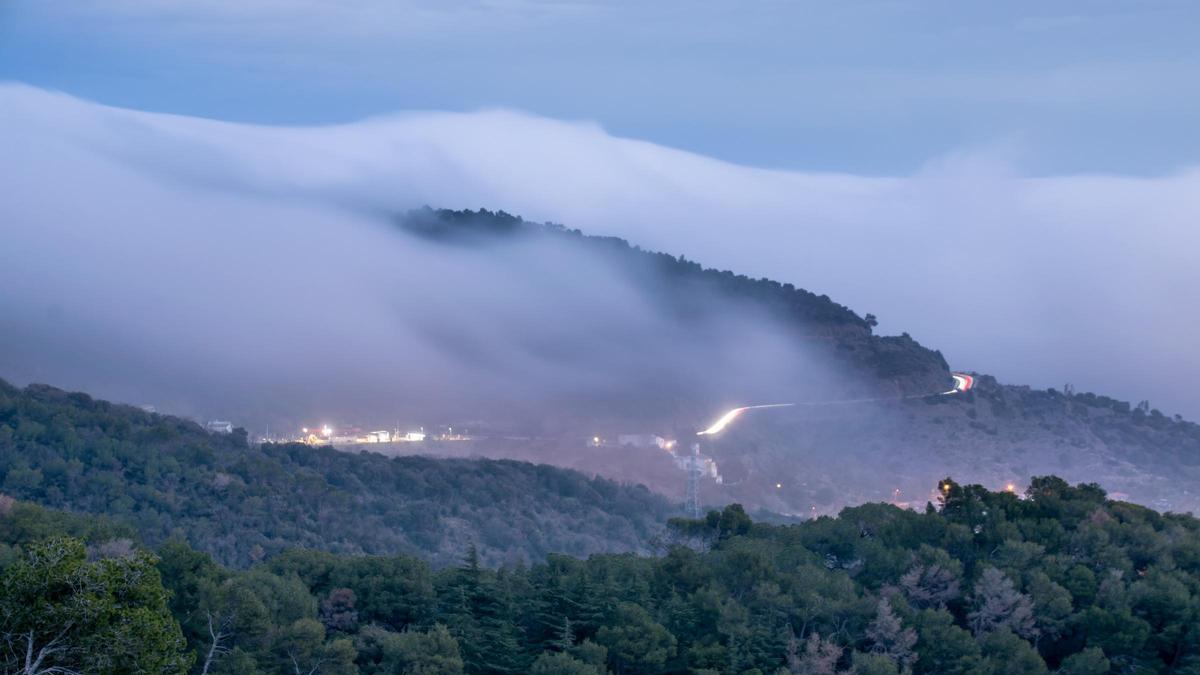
left=354, top=623, right=464, bottom=674
left=851, top=651, right=900, bottom=675
left=5, top=460, right=1200, bottom=673
left=0, top=536, right=192, bottom=674
left=978, top=628, right=1048, bottom=674
left=595, top=602, right=677, bottom=674
left=1057, top=647, right=1110, bottom=675
left=529, top=650, right=608, bottom=675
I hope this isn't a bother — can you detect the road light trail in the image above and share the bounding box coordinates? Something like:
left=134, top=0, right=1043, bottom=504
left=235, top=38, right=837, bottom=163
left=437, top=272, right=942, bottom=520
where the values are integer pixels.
left=942, top=373, right=974, bottom=395
left=696, top=403, right=796, bottom=435
left=697, top=372, right=974, bottom=436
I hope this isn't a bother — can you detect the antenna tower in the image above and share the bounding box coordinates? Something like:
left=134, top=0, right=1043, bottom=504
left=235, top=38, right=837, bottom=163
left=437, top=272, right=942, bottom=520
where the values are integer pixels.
left=684, top=443, right=703, bottom=518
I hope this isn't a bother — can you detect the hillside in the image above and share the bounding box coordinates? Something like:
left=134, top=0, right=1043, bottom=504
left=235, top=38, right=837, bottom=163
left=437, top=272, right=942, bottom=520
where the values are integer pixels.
left=400, top=207, right=951, bottom=396
left=384, top=209, right=1200, bottom=518
left=3, top=478, right=1197, bottom=673
left=690, top=374, right=1200, bottom=518
left=0, top=378, right=676, bottom=568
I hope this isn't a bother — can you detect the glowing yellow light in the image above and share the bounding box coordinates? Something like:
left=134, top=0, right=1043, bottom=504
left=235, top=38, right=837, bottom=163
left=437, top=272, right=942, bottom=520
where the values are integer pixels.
left=593, top=436, right=600, bottom=443
left=942, top=483, right=951, bottom=492
left=322, top=425, right=332, bottom=437
left=1006, top=483, right=1016, bottom=493
left=776, top=483, right=782, bottom=489
left=302, top=428, right=308, bottom=434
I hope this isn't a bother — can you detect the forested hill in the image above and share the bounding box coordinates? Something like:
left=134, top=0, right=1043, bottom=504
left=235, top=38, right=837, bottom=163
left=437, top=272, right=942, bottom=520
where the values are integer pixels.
left=0, top=378, right=676, bottom=568
left=401, top=207, right=868, bottom=328
left=400, top=207, right=950, bottom=393
left=395, top=208, right=1200, bottom=518
left=3, top=477, right=1198, bottom=673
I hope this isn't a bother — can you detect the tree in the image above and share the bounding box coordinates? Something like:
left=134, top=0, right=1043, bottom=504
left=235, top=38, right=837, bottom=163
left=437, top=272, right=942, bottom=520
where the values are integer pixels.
left=1075, top=606, right=1152, bottom=668
left=977, top=629, right=1047, bottom=674
left=1057, top=647, right=1110, bottom=675
left=864, top=598, right=916, bottom=669
left=912, top=609, right=981, bottom=674
left=530, top=650, right=608, bottom=675
left=7, top=471, right=1200, bottom=674
left=0, top=536, right=192, bottom=674
left=200, top=610, right=235, bottom=675
left=850, top=652, right=899, bottom=675
left=897, top=549, right=961, bottom=610
left=390, top=624, right=464, bottom=675
left=717, top=504, right=753, bottom=540
left=570, top=640, right=609, bottom=670
left=968, top=568, right=1038, bottom=639
left=595, top=603, right=676, bottom=674
left=321, top=638, right=358, bottom=675
left=277, top=618, right=325, bottom=675
left=320, top=588, right=359, bottom=634
left=794, top=632, right=844, bottom=675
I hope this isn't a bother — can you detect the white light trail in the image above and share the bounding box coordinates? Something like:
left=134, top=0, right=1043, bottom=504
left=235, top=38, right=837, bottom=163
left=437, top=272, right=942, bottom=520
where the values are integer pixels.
left=942, top=373, right=974, bottom=395
left=698, top=373, right=975, bottom=436
left=696, top=403, right=795, bottom=435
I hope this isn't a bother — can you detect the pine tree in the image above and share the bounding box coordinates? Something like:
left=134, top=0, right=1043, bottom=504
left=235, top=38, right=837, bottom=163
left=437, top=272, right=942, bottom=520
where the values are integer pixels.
left=471, top=568, right=523, bottom=672
left=968, top=568, right=1039, bottom=639
left=865, top=598, right=916, bottom=668
left=796, top=632, right=845, bottom=675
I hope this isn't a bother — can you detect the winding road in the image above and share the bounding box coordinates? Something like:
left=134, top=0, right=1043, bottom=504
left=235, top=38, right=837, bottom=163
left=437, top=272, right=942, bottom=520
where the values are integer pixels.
left=697, top=372, right=975, bottom=436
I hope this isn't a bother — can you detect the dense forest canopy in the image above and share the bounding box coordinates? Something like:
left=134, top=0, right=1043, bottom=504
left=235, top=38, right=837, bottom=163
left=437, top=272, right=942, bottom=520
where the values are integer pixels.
left=0, top=378, right=675, bottom=568
left=3, top=367, right=1200, bottom=672
left=2, top=477, right=1197, bottom=673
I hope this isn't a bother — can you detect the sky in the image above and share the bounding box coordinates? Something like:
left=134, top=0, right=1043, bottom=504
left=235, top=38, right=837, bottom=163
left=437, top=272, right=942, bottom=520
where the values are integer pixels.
left=1, top=2, right=1198, bottom=420
left=2, top=1, right=1199, bottom=175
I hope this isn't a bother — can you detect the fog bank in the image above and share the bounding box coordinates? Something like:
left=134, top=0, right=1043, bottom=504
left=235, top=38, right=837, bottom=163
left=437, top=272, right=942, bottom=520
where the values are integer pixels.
left=1, top=84, right=1197, bottom=421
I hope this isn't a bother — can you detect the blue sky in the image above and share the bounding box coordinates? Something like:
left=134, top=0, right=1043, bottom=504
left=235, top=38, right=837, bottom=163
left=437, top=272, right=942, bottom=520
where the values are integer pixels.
left=2, top=1, right=1198, bottom=175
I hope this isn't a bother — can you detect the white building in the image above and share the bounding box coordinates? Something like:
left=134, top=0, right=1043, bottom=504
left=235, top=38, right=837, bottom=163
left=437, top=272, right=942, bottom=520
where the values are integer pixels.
left=618, top=434, right=669, bottom=450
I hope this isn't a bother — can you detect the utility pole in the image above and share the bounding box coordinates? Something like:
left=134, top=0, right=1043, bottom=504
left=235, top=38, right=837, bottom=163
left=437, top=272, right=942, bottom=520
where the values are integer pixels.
left=685, top=442, right=703, bottom=518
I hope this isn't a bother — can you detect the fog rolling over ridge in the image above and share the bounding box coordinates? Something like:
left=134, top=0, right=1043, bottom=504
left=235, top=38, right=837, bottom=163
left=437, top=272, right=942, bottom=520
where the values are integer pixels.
left=0, top=85, right=851, bottom=429
left=1, top=83, right=1198, bottom=423
left=5, top=84, right=1200, bottom=517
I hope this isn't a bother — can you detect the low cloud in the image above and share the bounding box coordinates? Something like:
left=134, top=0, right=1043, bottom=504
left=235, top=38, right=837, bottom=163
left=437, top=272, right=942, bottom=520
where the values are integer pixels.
left=2, top=84, right=1197, bottom=424
left=0, top=85, right=844, bottom=431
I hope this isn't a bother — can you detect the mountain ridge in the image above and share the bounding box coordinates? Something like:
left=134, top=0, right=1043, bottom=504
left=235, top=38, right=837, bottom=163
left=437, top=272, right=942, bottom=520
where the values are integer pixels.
left=383, top=208, right=1200, bottom=515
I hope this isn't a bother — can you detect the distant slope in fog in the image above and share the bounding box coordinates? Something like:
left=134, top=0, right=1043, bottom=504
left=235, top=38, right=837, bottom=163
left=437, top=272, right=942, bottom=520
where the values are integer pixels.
left=4, top=204, right=1197, bottom=560
left=0, top=378, right=675, bottom=568
left=705, top=374, right=1200, bottom=517
left=398, top=207, right=952, bottom=398
left=391, top=209, right=1200, bottom=516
